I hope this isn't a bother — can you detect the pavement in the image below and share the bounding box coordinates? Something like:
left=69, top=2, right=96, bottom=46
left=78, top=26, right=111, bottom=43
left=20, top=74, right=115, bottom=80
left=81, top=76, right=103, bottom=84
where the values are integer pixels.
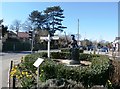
left=0, top=52, right=30, bottom=88
left=0, top=50, right=61, bottom=88
left=84, top=50, right=120, bottom=60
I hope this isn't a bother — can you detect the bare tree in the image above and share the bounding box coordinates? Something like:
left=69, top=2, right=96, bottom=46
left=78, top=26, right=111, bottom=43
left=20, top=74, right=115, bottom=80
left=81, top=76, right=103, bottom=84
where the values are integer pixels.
left=22, top=21, right=33, bottom=31
left=10, top=20, right=21, bottom=36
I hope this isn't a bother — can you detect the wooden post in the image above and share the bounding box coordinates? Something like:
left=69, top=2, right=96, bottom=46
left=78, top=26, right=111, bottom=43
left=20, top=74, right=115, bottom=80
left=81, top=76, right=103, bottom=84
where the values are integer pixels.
left=37, top=66, right=39, bottom=89
left=13, top=76, right=16, bottom=88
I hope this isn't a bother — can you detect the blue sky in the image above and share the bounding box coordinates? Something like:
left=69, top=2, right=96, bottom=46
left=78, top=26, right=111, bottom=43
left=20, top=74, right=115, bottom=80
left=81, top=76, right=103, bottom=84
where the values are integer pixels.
left=1, top=2, right=118, bottom=42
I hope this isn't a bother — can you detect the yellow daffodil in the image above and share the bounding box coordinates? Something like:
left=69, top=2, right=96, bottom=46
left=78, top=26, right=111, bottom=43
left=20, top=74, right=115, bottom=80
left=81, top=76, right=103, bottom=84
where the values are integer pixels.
left=108, top=80, right=112, bottom=85
left=14, top=66, right=17, bottom=68
left=10, top=74, right=14, bottom=78
left=26, top=74, right=29, bottom=78
left=25, top=72, right=28, bottom=75
left=22, top=71, right=25, bottom=75
left=11, top=68, right=15, bottom=71
left=20, top=75, right=22, bottom=78
left=13, top=69, right=17, bottom=74
left=29, top=75, right=32, bottom=77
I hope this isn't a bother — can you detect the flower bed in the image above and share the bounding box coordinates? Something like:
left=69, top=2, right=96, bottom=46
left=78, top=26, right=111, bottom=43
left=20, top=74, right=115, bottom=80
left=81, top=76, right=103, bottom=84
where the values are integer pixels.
left=10, top=52, right=111, bottom=88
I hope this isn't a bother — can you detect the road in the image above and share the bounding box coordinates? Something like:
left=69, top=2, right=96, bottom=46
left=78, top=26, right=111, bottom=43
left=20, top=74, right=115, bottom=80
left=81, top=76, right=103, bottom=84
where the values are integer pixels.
left=0, top=52, right=30, bottom=88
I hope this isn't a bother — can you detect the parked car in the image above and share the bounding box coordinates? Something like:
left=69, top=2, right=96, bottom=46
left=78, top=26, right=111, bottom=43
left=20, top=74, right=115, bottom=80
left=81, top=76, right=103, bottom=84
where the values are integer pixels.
left=79, top=46, right=86, bottom=50
left=99, top=47, right=108, bottom=52
left=87, top=45, right=96, bottom=51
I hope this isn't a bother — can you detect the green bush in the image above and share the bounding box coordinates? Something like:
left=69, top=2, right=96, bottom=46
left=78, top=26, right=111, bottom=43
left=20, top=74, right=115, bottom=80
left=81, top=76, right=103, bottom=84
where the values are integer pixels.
left=39, top=56, right=110, bottom=88
left=61, top=48, right=70, bottom=52
left=21, top=52, right=47, bottom=72
left=79, top=53, right=92, bottom=61
left=51, top=52, right=70, bottom=59
left=19, top=52, right=110, bottom=88
left=61, top=48, right=84, bottom=53
left=79, top=49, right=84, bottom=53
left=79, top=53, right=104, bottom=61
left=3, top=42, right=31, bottom=51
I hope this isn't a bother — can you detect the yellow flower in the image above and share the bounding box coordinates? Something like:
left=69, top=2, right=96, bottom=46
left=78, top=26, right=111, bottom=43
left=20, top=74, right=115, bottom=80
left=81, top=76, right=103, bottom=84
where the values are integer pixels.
left=22, top=71, right=25, bottom=75
left=14, top=69, right=17, bottom=73
left=27, top=75, right=32, bottom=78
left=26, top=74, right=29, bottom=78
left=14, top=66, right=17, bottom=68
left=10, top=74, right=14, bottom=78
left=16, top=75, right=19, bottom=79
left=20, top=75, right=22, bottom=78
left=10, top=71, right=13, bottom=75
left=25, top=72, right=28, bottom=75
left=40, top=74, right=42, bottom=77
left=41, top=69, right=44, bottom=72
left=11, top=68, right=15, bottom=71
left=29, top=75, right=32, bottom=77
left=108, top=80, right=112, bottom=85
left=36, top=71, right=38, bottom=74
left=17, top=76, right=20, bottom=79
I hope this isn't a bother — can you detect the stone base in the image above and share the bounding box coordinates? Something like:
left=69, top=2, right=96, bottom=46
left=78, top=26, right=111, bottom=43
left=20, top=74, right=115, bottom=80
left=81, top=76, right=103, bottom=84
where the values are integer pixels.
left=53, top=59, right=80, bottom=65
left=61, top=60, right=80, bottom=65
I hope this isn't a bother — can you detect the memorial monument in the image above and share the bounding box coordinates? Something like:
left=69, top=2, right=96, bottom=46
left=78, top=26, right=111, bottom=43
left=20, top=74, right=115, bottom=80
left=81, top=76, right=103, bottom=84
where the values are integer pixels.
left=70, top=35, right=79, bottom=61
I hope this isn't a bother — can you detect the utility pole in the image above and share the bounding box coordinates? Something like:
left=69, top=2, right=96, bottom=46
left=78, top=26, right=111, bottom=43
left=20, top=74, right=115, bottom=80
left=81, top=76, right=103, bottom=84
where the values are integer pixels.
left=77, top=19, right=80, bottom=45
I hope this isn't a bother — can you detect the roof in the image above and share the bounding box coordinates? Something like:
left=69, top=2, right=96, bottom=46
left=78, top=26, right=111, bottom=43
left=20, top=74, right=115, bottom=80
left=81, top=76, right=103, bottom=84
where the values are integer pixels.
left=18, top=32, right=29, bottom=38
left=115, top=37, right=120, bottom=40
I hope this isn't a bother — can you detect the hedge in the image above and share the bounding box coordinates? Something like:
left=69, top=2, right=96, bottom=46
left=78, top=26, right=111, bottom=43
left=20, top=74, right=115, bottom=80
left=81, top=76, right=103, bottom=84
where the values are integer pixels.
left=51, top=52, right=70, bottom=59
left=39, top=57, right=110, bottom=88
left=79, top=53, right=102, bottom=61
left=2, top=42, right=31, bottom=51
left=61, top=48, right=84, bottom=53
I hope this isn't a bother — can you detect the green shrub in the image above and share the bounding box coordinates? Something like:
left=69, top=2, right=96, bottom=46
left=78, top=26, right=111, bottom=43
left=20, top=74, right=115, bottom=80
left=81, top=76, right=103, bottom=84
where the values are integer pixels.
left=21, top=52, right=47, bottom=73
left=61, top=48, right=70, bottom=52
left=79, top=49, right=84, bottom=53
left=61, top=48, right=84, bottom=53
left=79, top=53, right=104, bottom=61
left=51, top=52, right=70, bottom=59
left=39, top=56, right=110, bottom=88
left=19, top=52, right=110, bottom=88
left=85, top=56, right=110, bottom=87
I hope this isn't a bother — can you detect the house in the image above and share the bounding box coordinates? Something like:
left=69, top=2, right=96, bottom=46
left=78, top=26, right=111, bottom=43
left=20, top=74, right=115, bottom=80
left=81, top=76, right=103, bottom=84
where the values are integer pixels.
left=5, top=31, right=30, bottom=42
left=17, top=32, right=30, bottom=42
left=8, top=31, right=17, bottom=39
left=112, top=37, right=120, bottom=51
